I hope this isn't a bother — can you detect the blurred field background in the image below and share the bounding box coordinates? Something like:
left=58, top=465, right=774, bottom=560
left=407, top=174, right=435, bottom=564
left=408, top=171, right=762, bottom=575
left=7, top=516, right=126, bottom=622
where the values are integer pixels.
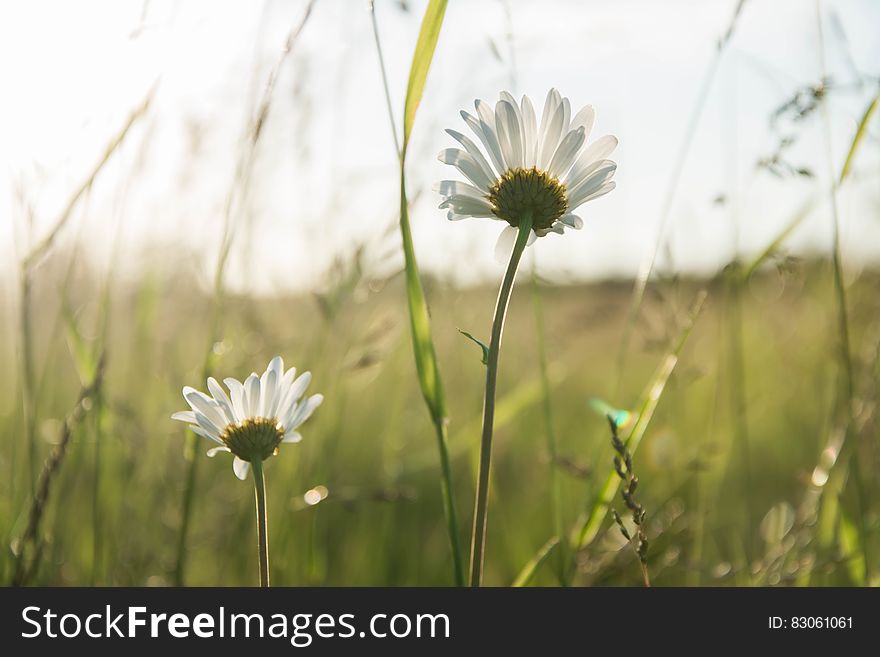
left=1, top=0, right=879, bottom=586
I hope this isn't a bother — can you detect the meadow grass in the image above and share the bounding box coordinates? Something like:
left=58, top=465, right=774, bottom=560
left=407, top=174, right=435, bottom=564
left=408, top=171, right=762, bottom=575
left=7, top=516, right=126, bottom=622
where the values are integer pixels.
left=2, top=0, right=878, bottom=590
left=2, top=260, right=878, bottom=586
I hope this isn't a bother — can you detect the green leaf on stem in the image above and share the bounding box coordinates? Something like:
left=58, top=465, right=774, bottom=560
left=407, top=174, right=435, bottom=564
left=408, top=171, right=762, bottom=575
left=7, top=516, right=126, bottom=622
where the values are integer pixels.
left=458, top=329, right=490, bottom=366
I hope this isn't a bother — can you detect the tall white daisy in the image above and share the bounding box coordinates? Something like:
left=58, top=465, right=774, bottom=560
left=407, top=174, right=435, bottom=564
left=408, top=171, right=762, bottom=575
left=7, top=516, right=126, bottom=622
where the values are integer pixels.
left=172, top=356, right=322, bottom=481
left=436, top=89, right=618, bottom=258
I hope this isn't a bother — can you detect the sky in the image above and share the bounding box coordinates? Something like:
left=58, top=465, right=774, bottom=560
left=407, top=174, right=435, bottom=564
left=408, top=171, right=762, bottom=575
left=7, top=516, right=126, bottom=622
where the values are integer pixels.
left=1, top=0, right=879, bottom=294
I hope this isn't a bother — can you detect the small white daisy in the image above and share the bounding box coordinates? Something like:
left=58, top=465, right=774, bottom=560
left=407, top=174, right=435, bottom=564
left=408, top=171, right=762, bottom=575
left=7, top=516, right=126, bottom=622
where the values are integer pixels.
left=436, top=89, right=618, bottom=259
left=172, top=356, right=322, bottom=480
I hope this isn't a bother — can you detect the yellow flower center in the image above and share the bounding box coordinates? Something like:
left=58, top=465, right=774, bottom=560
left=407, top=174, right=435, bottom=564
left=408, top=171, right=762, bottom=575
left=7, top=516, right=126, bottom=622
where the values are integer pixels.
left=221, top=417, right=284, bottom=461
left=487, top=167, right=568, bottom=230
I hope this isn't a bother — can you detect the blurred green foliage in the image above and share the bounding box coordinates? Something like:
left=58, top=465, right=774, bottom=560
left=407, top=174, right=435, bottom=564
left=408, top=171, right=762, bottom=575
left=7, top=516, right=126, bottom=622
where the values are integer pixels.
left=1, top=256, right=878, bottom=586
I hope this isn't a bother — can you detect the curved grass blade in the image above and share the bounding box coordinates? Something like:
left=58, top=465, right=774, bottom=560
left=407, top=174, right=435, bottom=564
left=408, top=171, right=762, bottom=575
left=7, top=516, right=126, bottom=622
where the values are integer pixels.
left=399, top=0, right=448, bottom=424
left=741, top=196, right=816, bottom=280
left=839, top=92, right=879, bottom=185
left=838, top=510, right=866, bottom=585
left=512, top=536, right=559, bottom=587
left=741, top=91, right=876, bottom=281
left=615, top=1, right=747, bottom=377
left=572, top=290, right=707, bottom=551
left=402, top=0, right=447, bottom=151
left=395, top=0, right=464, bottom=586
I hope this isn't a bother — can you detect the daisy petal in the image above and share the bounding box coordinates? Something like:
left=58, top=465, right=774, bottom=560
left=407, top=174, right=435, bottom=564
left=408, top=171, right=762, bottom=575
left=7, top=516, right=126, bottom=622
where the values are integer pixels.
left=559, top=97, right=571, bottom=135
left=183, top=388, right=227, bottom=432
left=282, top=431, right=303, bottom=444
left=445, top=129, right=497, bottom=183
left=495, top=99, right=523, bottom=169
left=434, top=180, right=487, bottom=201
left=260, top=367, right=278, bottom=419
left=190, top=424, right=223, bottom=444
left=437, top=149, right=494, bottom=191
left=540, top=223, right=567, bottom=236
left=570, top=104, right=595, bottom=138
left=267, top=355, right=284, bottom=378
left=536, top=89, right=561, bottom=158
left=494, top=225, right=519, bottom=263
left=207, top=446, right=231, bottom=457
left=244, top=373, right=261, bottom=419
left=571, top=180, right=616, bottom=208
left=224, top=378, right=246, bottom=422
left=547, top=127, right=586, bottom=179
left=567, top=135, right=618, bottom=186
left=499, top=92, right=525, bottom=164
left=171, top=410, right=196, bottom=424
left=568, top=162, right=617, bottom=207
left=475, top=100, right=507, bottom=174
left=233, top=457, right=250, bottom=481
left=280, top=367, right=297, bottom=392
left=206, top=377, right=234, bottom=424
left=460, top=110, right=505, bottom=177
left=439, top=195, right=495, bottom=217
left=520, top=94, right=538, bottom=166
left=277, top=371, right=312, bottom=421
left=560, top=213, right=584, bottom=230
left=537, top=101, right=566, bottom=170
left=287, top=393, right=324, bottom=430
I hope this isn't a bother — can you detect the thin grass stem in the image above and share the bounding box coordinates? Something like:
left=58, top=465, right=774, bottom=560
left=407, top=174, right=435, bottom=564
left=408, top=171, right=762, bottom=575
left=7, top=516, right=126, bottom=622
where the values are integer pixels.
left=11, top=355, right=105, bottom=586
left=816, top=0, right=870, bottom=583
left=530, top=264, right=567, bottom=585
left=726, top=268, right=755, bottom=557
left=368, top=0, right=401, bottom=157
left=19, top=273, right=36, bottom=496
left=616, top=0, right=747, bottom=382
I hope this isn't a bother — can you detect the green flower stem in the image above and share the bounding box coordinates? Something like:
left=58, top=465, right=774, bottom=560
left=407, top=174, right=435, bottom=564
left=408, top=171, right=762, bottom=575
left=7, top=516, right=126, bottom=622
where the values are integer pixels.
left=251, top=457, right=270, bottom=587
left=469, top=213, right=533, bottom=587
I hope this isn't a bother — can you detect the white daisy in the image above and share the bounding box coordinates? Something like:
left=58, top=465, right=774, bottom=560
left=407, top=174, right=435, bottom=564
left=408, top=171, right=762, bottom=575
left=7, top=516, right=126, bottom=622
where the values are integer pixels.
left=436, top=89, right=618, bottom=259
left=172, top=356, right=323, bottom=480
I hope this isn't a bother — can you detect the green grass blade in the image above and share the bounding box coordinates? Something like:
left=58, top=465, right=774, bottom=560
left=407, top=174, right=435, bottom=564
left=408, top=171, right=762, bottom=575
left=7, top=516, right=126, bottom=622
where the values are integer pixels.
left=512, top=537, right=559, bottom=587
left=614, top=1, right=745, bottom=380
left=23, top=89, right=154, bottom=271
left=396, top=0, right=462, bottom=586
left=61, top=303, right=99, bottom=386
left=399, top=152, right=445, bottom=424
left=740, top=92, right=876, bottom=282
left=839, top=93, right=879, bottom=185
left=572, top=290, right=707, bottom=550
left=402, top=0, right=447, bottom=150
left=398, top=0, right=449, bottom=423
left=838, top=511, right=866, bottom=585
left=741, top=196, right=816, bottom=280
